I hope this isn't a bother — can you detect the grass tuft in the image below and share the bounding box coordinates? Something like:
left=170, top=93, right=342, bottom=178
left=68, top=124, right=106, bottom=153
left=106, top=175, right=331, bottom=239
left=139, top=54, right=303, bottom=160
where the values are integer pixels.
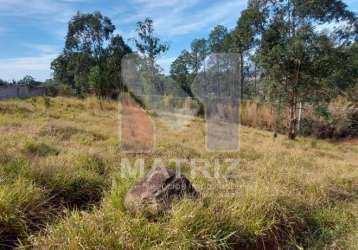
left=22, top=141, right=59, bottom=157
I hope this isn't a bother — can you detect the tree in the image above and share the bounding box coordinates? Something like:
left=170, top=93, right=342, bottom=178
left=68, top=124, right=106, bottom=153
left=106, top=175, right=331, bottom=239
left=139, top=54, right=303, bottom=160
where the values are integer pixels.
left=190, top=38, right=209, bottom=74
left=170, top=50, right=193, bottom=97
left=171, top=39, right=210, bottom=97
left=18, top=75, right=37, bottom=85
left=134, top=18, right=169, bottom=64
left=134, top=18, right=169, bottom=94
left=0, top=79, right=9, bottom=86
left=51, top=53, right=76, bottom=89
left=228, top=6, right=263, bottom=99
left=65, top=11, right=115, bottom=96
left=65, top=11, right=115, bottom=59
left=254, top=0, right=357, bottom=139
left=52, top=12, right=131, bottom=97
left=105, top=35, right=132, bottom=95
left=208, top=25, right=228, bottom=53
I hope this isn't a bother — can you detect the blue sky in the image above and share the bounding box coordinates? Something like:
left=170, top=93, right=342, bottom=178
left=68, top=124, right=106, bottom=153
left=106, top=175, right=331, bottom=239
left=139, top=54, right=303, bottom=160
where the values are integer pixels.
left=0, top=0, right=357, bottom=81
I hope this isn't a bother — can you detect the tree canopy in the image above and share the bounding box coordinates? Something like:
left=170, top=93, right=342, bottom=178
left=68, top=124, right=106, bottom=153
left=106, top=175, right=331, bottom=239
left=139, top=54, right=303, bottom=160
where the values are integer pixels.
left=52, top=11, right=131, bottom=97
left=169, top=0, right=357, bottom=139
left=48, top=5, right=357, bottom=139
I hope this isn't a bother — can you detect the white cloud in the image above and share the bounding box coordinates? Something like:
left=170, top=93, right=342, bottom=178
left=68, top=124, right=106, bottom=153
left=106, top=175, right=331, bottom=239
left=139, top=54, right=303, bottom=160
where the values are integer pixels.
left=26, top=44, right=60, bottom=54
left=0, top=43, right=59, bottom=81
left=0, top=54, right=57, bottom=81
left=114, top=0, right=246, bottom=73
left=116, top=0, right=245, bottom=36
left=160, top=1, right=245, bottom=35
left=0, top=0, right=74, bottom=23
left=0, top=0, right=60, bottom=15
left=0, top=0, right=247, bottom=80
left=131, top=0, right=184, bottom=9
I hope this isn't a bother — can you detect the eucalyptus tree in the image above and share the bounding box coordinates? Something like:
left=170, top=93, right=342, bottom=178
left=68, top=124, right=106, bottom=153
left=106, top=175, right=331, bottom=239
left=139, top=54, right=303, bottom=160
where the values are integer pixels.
left=104, top=35, right=132, bottom=95
left=252, top=0, right=357, bottom=139
left=227, top=6, right=263, bottom=99
left=170, top=50, right=193, bottom=97
left=190, top=38, right=209, bottom=74
left=208, top=25, right=228, bottom=53
left=52, top=12, right=131, bottom=97
left=134, top=18, right=169, bottom=94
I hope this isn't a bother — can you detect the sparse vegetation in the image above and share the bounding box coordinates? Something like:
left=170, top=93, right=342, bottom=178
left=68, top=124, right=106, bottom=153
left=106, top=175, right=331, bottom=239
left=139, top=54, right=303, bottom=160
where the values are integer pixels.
left=0, top=97, right=356, bottom=249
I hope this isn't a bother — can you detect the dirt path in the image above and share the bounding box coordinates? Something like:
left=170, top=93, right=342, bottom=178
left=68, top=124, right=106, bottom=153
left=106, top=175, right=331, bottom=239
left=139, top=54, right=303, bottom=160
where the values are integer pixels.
left=121, top=95, right=154, bottom=153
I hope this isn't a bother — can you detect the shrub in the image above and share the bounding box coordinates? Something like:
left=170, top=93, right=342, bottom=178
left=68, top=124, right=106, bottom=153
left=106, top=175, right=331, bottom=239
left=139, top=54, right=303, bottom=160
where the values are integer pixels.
left=302, top=100, right=358, bottom=139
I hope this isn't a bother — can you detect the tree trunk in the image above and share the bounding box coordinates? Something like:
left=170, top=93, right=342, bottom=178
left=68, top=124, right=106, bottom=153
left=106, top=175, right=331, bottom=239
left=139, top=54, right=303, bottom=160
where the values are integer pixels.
left=254, top=63, right=257, bottom=97
left=274, top=97, right=282, bottom=138
left=240, top=53, right=244, bottom=100
left=287, top=100, right=297, bottom=140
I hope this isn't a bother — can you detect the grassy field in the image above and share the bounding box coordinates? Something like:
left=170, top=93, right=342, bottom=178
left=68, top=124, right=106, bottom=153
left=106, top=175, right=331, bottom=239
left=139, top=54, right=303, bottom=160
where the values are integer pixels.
left=0, top=96, right=357, bottom=249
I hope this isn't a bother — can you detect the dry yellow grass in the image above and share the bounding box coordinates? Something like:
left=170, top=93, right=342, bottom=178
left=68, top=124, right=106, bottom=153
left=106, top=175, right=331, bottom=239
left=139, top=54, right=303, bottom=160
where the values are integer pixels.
left=0, top=96, right=357, bottom=249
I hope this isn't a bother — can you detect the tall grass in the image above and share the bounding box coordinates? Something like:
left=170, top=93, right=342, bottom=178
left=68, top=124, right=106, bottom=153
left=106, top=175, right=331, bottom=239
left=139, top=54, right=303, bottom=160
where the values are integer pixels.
left=0, top=178, right=50, bottom=249
left=0, top=96, right=356, bottom=249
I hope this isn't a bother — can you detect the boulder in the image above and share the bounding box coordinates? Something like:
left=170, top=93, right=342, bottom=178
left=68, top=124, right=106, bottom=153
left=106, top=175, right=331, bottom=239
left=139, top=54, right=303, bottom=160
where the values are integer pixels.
left=124, top=167, right=198, bottom=215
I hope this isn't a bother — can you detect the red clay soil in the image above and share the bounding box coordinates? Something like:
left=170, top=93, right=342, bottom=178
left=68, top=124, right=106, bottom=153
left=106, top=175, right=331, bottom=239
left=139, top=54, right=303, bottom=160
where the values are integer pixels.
left=121, top=95, right=154, bottom=153
left=344, top=137, right=358, bottom=145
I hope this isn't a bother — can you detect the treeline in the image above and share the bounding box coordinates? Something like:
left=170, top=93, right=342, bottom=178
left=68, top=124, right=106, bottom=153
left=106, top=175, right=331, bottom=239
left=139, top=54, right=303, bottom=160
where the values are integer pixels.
left=0, top=75, right=43, bottom=86
left=51, top=13, right=173, bottom=98
left=49, top=0, right=357, bottom=139
left=170, top=0, right=358, bottom=139
left=51, top=12, right=131, bottom=97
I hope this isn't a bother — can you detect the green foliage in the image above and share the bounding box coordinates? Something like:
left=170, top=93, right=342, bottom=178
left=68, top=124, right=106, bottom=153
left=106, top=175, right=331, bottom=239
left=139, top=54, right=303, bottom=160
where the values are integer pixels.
left=253, top=0, right=357, bottom=139
left=190, top=38, right=209, bottom=73
left=134, top=18, right=169, bottom=94
left=170, top=50, right=193, bottom=97
left=301, top=100, right=358, bottom=138
left=51, top=11, right=131, bottom=97
left=170, top=39, right=209, bottom=97
left=168, top=0, right=357, bottom=140
left=134, top=18, right=169, bottom=67
left=208, top=25, right=228, bottom=53
left=17, top=75, right=36, bottom=86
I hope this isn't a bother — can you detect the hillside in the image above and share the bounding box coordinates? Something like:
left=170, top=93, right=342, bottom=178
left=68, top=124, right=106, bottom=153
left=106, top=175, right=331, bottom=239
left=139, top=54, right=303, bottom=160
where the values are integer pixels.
left=0, top=97, right=357, bottom=249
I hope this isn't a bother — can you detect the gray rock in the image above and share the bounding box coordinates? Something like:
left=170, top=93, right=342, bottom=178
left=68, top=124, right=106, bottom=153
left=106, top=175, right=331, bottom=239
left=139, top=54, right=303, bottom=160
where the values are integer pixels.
left=125, top=167, right=198, bottom=215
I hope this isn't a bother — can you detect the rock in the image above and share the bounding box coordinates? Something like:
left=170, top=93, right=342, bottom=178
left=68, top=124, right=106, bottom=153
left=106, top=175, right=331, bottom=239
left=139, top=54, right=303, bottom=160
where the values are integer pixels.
left=124, top=167, right=198, bottom=215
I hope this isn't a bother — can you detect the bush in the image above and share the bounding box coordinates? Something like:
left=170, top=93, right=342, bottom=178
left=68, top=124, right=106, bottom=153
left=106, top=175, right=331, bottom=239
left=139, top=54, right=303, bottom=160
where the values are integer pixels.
left=44, top=84, right=75, bottom=97
left=301, top=100, right=358, bottom=139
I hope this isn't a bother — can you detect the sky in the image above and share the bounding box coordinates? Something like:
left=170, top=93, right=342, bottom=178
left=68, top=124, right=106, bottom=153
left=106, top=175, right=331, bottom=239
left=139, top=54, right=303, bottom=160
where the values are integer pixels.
left=0, top=0, right=357, bottom=81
